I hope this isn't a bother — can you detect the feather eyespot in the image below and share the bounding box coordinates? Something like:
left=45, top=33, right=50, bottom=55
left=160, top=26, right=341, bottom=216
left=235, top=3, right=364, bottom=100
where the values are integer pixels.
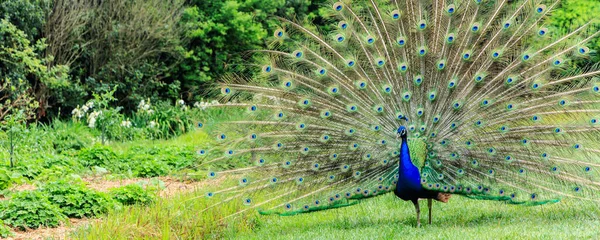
left=347, top=60, right=355, bottom=67
left=536, top=5, right=546, bottom=14
left=447, top=4, right=456, bottom=14
left=332, top=2, right=343, bottom=11
left=391, top=10, right=400, bottom=19
left=446, top=33, right=455, bottom=44
left=262, top=65, right=272, bottom=73
left=274, top=29, right=284, bottom=38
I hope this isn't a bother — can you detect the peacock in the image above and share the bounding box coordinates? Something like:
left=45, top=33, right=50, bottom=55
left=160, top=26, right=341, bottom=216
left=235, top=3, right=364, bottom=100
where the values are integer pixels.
left=196, top=0, right=600, bottom=227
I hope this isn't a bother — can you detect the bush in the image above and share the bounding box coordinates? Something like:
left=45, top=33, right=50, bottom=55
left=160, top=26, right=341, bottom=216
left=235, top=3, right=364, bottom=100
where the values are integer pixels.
left=134, top=156, right=170, bottom=177
left=0, top=191, right=66, bottom=230
left=77, top=145, right=118, bottom=167
left=0, top=168, right=12, bottom=191
left=0, top=220, right=13, bottom=238
left=41, top=180, right=119, bottom=218
left=138, top=145, right=196, bottom=170
left=109, top=184, right=156, bottom=205
left=50, top=122, right=93, bottom=153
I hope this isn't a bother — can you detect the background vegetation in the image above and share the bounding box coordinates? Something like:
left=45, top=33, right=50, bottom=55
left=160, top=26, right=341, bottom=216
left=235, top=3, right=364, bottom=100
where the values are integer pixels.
left=1, top=0, right=600, bottom=238
left=2, top=0, right=594, bottom=124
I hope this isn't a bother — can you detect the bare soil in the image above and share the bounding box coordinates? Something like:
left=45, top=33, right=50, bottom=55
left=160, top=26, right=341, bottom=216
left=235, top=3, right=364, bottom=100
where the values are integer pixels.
left=4, top=176, right=208, bottom=240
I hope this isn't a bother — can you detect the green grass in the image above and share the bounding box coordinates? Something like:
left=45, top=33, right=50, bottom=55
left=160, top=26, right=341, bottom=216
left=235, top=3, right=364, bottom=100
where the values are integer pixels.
left=234, top=196, right=600, bottom=239
left=71, top=185, right=600, bottom=239
left=69, top=121, right=600, bottom=240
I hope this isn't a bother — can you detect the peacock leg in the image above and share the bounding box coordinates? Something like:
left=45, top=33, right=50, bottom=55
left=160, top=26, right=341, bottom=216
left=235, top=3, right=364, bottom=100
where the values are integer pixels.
left=427, top=198, right=432, bottom=224
left=412, top=200, right=421, bottom=228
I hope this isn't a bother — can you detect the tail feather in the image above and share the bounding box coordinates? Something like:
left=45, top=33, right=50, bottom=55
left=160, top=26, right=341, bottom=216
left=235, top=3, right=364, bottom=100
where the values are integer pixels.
left=197, top=0, right=600, bottom=219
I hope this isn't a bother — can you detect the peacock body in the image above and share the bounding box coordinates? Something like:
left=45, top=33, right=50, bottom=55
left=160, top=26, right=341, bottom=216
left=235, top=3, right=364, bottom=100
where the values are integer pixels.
left=197, top=0, right=600, bottom=226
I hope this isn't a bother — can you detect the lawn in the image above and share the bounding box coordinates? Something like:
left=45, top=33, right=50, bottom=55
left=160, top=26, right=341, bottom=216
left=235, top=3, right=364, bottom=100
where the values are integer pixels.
left=71, top=169, right=600, bottom=239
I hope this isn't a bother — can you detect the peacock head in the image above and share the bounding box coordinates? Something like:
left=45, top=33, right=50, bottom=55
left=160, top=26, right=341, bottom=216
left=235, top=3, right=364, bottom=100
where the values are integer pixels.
left=397, top=126, right=408, bottom=139
left=397, top=116, right=409, bottom=139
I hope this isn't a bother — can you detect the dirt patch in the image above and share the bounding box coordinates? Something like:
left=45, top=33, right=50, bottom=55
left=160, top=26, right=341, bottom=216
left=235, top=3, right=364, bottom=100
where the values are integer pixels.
left=6, top=218, right=98, bottom=240
left=83, top=176, right=209, bottom=198
left=3, top=176, right=215, bottom=239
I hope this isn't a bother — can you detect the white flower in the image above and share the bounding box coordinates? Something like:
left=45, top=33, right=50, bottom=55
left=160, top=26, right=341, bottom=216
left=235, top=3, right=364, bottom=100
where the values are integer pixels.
left=210, top=100, right=219, bottom=105
left=148, top=121, right=157, bottom=128
left=86, top=101, right=94, bottom=108
left=138, top=100, right=146, bottom=109
left=147, top=109, right=154, bottom=114
left=177, top=99, right=185, bottom=106
left=121, top=120, right=132, bottom=128
left=88, top=117, right=96, bottom=128
left=81, top=105, right=89, bottom=113
left=193, top=102, right=201, bottom=108
left=72, top=108, right=80, bottom=117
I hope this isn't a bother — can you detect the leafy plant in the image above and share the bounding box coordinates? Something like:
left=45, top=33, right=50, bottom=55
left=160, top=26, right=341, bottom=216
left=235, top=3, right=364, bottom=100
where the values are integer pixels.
left=109, top=184, right=156, bottom=205
left=49, top=121, right=93, bottom=153
left=0, top=168, right=13, bottom=191
left=0, top=219, right=13, bottom=238
left=134, top=156, right=170, bottom=178
left=1, top=111, right=28, bottom=168
left=0, top=190, right=66, bottom=230
left=41, top=180, right=119, bottom=218
left=77, top=145, right=118, bottom=167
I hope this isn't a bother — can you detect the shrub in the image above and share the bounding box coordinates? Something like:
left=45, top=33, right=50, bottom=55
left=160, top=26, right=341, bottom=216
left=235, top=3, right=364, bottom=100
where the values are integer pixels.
left=109, top=184, right=156, bottom=205
left=0, top=220, right=13, bottom=238
left=50, top=122, right=93, bottom=153
left=77, top=145, right=118, bottom=167
left=134, top=158, right=170, bottom=178
left=0, top=168, right=12, bottom=191
left=41, top=180, right=119, bottom=218
left=0, top=191, right=66, bottom=230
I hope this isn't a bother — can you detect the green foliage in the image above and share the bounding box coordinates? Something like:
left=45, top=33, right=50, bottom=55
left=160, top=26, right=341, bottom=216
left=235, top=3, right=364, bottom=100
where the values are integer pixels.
left=145, top=101, right=195, bottom=139
left=0, top=220, right=13, bottom=238
left=109, top=184, right=156, bottom=205
left=133, top=155, right=170, bottom=178
left=50, top=122, right=94, bottom=153
left=173, top=0, right=328, bottom=101
left=41, top=179, right=119, bottom=218
left=0, top=190, right=66, bottom=230
left=175, top=1, right=283, bottom=93
left=44, top=0, right=186, bottom=113
left=0, top=18, right=69, bottom=120
left=77, top=145, right=118, bottom=168
left=0, top=0, right=50, bottom=40
left=548, top=0, right=600, bottom=62
left=0, top=168, right=13, bottom=191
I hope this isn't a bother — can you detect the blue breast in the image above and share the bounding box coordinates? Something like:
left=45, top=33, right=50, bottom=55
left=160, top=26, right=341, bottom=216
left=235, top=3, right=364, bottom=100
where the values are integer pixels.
left=394, top=138, right=424, bottom=201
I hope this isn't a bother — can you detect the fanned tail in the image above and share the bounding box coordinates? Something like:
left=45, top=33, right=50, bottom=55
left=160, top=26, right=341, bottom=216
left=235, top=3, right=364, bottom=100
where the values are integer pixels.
left=196, top=0, right=600, bottom=220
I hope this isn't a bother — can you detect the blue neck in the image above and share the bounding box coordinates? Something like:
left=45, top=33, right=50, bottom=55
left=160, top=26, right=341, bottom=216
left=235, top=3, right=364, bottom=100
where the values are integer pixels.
left=395, top=137, right=423, bottom=194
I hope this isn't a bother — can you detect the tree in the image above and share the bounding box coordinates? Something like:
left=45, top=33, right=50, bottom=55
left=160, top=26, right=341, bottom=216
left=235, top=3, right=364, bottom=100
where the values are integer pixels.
left=42, top=0, right=186, bottom=113
left=173, top=0, right=331, bottom=101
left=0, top=18, right=67, bottom=120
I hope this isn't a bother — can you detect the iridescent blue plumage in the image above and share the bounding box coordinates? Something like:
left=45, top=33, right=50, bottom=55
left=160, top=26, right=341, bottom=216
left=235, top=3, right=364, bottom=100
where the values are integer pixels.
left=394, top=125, right=447, bottom=226
left=394, top=126, right=423, bottom=201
